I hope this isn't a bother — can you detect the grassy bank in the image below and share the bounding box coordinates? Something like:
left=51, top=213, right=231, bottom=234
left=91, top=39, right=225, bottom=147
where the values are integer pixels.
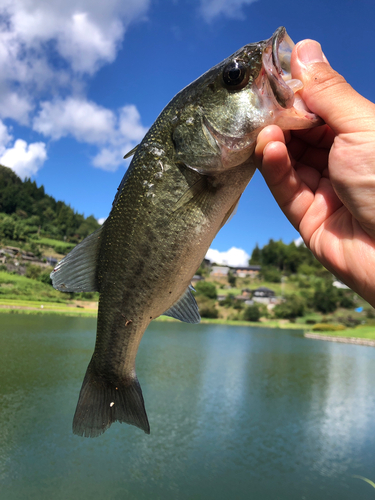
left=307, top=325, right=375, bottom=341
left=1, top=299, right=375, bottom=341
left=0, top=298, right=98, bottom=317
left=1, top=267, right=374, bottom=338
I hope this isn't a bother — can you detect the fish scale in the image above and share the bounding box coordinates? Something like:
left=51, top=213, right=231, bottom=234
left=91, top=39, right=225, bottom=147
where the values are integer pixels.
left=51, top=27, right=321, bottom=437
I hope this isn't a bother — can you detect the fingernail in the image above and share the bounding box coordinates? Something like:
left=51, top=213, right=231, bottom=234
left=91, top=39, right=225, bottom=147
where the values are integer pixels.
left=297, top=40, right=324, bottom=65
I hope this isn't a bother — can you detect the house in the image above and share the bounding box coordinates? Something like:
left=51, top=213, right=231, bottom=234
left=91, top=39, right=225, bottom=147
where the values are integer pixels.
left=233, top=265, right=261, bottom=278
left=253, top=287, right=275, bottom=298
left=240, top=288, right=252, bottom=299
left=46, top=256, right=58, bottom=267
left=210, top=266, right=230, bottom=277
left=252, top=287, right=277, bottom=305
left=191, top=275, right=204, bottom=286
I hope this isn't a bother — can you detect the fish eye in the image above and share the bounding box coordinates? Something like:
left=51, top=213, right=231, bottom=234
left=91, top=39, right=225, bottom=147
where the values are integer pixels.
left=222, top=60, right=249, bottom=89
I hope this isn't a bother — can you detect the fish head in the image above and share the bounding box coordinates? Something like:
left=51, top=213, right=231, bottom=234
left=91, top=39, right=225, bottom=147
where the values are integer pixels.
left=172, top=27, right=321, bottom=174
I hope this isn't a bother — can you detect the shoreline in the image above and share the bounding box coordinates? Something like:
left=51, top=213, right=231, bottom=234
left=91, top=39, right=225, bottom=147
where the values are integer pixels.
left=0, top=302, right=306, bottom=329
left=2, top=302, right=375, bottom=342
left=304, top=332, right=375, bottom=347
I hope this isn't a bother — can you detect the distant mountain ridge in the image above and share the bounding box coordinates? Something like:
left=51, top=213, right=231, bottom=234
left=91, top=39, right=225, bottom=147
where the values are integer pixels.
left=0, top=164, right=100, bottom=243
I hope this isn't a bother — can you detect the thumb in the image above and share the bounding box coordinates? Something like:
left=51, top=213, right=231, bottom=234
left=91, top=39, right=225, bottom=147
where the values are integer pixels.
left=291, top=40, right=375, bottom=135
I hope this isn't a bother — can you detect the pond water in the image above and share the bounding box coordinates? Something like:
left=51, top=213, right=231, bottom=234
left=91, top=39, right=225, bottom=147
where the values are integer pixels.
left=1, top=314, right=375, bottom=499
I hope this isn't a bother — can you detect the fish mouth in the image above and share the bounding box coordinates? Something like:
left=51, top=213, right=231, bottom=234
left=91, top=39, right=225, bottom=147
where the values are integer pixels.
left=263, top=27, right=318, bottom=120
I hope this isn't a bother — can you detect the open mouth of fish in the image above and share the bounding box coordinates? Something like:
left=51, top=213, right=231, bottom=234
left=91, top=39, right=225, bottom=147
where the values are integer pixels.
left=262, top=26, right=316, bottom=119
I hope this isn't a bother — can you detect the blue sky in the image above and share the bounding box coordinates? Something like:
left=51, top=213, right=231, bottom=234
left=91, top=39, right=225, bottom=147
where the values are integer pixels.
left=0, top=0, right=374, bottom=266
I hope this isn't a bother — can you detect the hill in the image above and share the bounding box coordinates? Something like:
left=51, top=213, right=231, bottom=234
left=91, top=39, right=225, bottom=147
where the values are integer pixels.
left=0, top=164, right=100, bottom=244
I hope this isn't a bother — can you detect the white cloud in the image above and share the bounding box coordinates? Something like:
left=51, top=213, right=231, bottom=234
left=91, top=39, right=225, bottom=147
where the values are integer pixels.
left=0, top=0, right=151, bottom=179
left=294, top=236, right=305, bottom=247
left=33, top=97, right=116, bottom=143
left=206, top=247, right=250, bottom=267
left=0, top=0, right=150, bottom=122
left=92, top=105, right=148, bottom=170
left=0, top=120, right=12, bottom=146
left=0, top=119, right=47, bottom=178
left=0, top=138, right=47, bottom=179
left=33, top=99, right=148, bottom=171
left=199, top=0, right=258, bottom=22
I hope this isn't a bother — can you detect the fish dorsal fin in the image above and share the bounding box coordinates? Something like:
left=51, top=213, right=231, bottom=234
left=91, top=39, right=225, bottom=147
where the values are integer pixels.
left=123, top=145, right=139, bottom=159
left=50, top=226, right=103, bottom=292
left=162, top=286, right=201, bottom=324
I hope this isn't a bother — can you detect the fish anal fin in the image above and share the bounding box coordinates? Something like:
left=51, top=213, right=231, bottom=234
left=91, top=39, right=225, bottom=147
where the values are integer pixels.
left=162, top=286, right=201, bottom=324
left=50, top=226, right=103, bottom=293
left=73, top=358, right=150, bottom=438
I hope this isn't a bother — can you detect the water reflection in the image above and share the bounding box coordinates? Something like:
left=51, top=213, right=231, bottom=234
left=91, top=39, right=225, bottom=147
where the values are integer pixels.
left=1, top=316, right=375, bottom=499
left=305, top=341, right=375, bottom=477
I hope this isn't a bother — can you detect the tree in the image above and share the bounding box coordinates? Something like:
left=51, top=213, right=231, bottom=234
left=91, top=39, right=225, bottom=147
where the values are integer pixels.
left=260, top=266, right=282, bottom=283
left=227, top=270, right=236, bottom=287
left=249, top=238, right=325, bottom=274
left=0, top=164, right=100, bottom=242
left=249, top=244, right=261, bottom=265
left=312, top=281, right=339, bottom=313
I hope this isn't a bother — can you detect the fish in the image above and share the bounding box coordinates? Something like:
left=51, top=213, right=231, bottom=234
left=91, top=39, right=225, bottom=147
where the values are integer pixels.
left=50, top=27, right=320, bottom=438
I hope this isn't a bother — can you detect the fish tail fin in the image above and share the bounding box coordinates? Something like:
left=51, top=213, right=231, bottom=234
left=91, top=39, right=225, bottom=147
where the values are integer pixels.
left=72, top=359, right=150, bottom=438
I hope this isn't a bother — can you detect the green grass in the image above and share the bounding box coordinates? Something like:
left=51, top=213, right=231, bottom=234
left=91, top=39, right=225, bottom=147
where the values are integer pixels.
left=0, top=271, right=70, bottom=302
left=310, top=325, right=375, bottom=340
left=32, top=236, right=74, bottom=248
left=0, top=307, right=98, bottom=317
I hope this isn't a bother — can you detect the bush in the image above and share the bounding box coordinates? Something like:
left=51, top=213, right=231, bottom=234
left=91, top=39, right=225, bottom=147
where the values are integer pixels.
left=243, top=304, right=261, bottom=322
left=273, top=294, right=305, bottom=319
left=25, top=264, right=42, bottom=280
left=38, top=269, right=53, bottom=285
left=312, top=323, right=346, bottom=332
left=336, top=315, right=361, bottom=327
left=233, top=299, right=244, bottom=310
left=339, top=294, right=355, bottom=309
left=221, top=294, right=235, bottom=308
left=194, top=281, right=217, bottom=300
left=196, top=296, right=219, bottom=318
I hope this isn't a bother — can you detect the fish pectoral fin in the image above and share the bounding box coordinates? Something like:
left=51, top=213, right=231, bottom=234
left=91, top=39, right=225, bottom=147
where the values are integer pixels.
left=173, top=175, right=211, bottom=214
left=123, top=144, right=139, bottom=159
left=50, top=226, right=103, bottom=292
left=220, top=195, right=241, bottom=228
left=162, top=285, right=201, bottom=324
left=73, top=358, right=150, bottom=437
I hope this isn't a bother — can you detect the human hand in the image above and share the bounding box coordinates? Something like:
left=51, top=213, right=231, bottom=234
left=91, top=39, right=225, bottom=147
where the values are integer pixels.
left=255, top=39, right=375, bottom=306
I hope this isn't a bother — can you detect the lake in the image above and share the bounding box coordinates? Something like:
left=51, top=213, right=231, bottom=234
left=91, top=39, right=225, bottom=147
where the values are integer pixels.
left=1, top=314, right=375, bottom=499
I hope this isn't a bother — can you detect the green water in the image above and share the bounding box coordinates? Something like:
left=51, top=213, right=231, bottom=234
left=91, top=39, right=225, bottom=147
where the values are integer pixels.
left=1, top=314, right=375, bottom=499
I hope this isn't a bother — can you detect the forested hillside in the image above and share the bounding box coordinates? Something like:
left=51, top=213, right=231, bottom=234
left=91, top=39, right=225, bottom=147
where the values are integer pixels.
left=249, top=239, right=327, bottom=279
left=0, top=165, right=99, bottom=243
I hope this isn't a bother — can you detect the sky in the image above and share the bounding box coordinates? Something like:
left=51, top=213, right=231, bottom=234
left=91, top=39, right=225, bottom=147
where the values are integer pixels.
left=0, top=0, right=374, bottom=267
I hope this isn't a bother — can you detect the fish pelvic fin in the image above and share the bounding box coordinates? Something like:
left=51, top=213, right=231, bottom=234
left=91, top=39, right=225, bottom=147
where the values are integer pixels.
left=163, top=285, right=201, bottom=323
left=72, top=358, right=150, bottom=438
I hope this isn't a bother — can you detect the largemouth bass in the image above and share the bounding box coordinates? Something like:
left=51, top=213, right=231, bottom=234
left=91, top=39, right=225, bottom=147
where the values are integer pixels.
left=51, top=27, right=320, bottom=437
